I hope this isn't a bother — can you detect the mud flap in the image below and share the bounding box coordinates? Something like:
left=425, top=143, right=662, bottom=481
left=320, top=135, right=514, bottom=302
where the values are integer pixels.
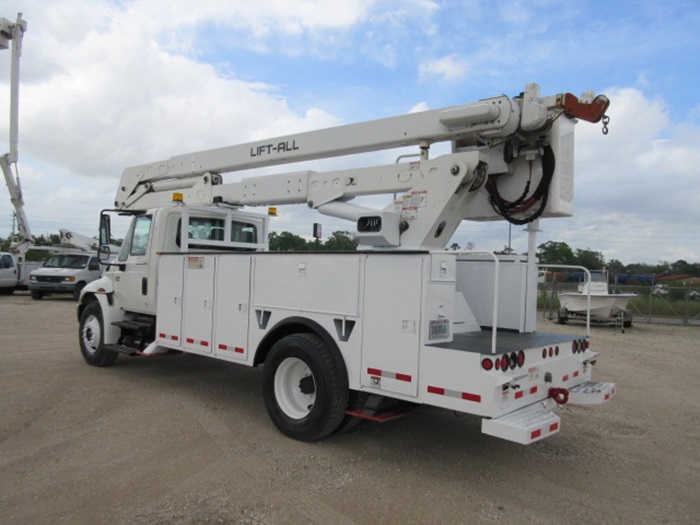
left=482, top=400, right=560, bottom=445
left=567, top=381, right=616, bottom=406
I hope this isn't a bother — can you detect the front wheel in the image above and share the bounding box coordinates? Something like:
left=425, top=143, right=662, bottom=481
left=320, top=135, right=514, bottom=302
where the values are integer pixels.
left=30, top=290, right=44, bottom=300
left=79, top=301, right=118, bottom=367
left=262, top=333, right=348, bottom=441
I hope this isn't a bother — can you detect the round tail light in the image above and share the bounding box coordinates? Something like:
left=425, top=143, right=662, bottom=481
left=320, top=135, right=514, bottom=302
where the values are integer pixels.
left=517, top=350, right=525, bottom=367
left=500, top=354, right=510, bottom=371
left=482, top=358, right=493, bottom=371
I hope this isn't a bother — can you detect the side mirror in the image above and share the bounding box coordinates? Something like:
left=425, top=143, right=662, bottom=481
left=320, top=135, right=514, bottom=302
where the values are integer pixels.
left=98, top=244, right=112, bottom=264
left=99, top=213, right=111, bottom=246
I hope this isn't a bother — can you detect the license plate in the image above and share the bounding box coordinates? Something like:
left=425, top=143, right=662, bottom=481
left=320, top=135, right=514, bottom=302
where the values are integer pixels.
left=428, top=319, right=450, bottom=340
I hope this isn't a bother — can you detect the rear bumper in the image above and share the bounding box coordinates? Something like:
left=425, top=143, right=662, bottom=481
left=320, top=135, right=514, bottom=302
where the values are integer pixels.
left=482, top=381, right=616, bottom=444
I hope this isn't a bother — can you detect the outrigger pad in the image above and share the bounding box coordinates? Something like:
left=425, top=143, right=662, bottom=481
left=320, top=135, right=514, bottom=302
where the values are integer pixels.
left=567, top=381, right=616, bottom=406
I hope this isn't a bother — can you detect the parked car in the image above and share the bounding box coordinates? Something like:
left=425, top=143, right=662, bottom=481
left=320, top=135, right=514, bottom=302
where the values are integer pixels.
left=28, top=253, right=101, bottom=300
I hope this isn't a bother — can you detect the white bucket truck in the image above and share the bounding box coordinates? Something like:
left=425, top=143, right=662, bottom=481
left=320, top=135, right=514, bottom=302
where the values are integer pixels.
left=78, top=83, right=616, bottom=444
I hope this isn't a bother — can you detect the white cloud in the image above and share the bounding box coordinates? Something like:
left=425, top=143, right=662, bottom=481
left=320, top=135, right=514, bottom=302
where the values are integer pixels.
left=418, top=54, right=468, bottom=82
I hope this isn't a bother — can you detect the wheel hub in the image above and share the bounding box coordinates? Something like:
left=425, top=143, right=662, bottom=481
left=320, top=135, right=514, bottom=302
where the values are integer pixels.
left=274, top=357, right=316, bottom=419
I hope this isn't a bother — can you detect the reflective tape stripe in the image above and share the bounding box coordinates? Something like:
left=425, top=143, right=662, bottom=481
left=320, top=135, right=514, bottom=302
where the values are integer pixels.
left=218, top=343, right=245, bottom=354
left=159, top=333, right=179, bottom=341
left=427, top=385, right=481, bottom=403
left=367, top=367, right=412, bottom=383
left=185, top=337, right=209, bottom=347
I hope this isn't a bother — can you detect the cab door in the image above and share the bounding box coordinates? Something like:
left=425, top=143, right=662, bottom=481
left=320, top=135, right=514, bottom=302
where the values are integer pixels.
left=0, top=254, right=17, bottom=288
left=112, top=215, right=155, bottom=314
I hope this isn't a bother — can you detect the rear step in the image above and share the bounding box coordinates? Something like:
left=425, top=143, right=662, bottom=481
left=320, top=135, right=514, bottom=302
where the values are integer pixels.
left=568, top=381, right=616, bottom=405
left=482, top=401, right=560, bottom=445
left=345, top=394, right=416, bottom=422
left=103, top=343, right=179, bottom=357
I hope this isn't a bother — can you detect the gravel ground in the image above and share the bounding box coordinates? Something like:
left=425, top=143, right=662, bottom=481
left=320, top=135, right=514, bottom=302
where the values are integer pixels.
left=0, top=292, right=698, bottom=524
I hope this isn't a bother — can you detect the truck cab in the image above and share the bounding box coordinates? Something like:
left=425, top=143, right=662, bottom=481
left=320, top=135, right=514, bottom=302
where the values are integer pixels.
left=0, top=251, right=41, bottom=294
left=87, top=204, right=268, bottom=316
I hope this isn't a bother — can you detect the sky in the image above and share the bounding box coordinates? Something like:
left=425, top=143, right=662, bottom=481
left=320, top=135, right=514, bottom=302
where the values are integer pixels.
left=0, top=0, right=698, bottom=265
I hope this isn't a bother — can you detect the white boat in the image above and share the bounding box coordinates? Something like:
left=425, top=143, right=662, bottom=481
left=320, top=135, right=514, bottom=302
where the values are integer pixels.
left=558, top=271, right=637, bottom=327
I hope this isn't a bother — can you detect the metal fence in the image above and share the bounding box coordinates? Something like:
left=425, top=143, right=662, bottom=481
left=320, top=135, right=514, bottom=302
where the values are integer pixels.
left=539, top=281, right=700, bottom=327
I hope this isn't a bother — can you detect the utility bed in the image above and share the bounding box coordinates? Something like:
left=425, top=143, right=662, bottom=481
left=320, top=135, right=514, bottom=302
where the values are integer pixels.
left=430, top=330, right=578, bottom=354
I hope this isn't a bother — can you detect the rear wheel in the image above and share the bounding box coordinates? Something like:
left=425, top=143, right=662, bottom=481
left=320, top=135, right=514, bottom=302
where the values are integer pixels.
left=262, top=333, right=348, bottom=441
left=79, top=301, right=118, bottom=367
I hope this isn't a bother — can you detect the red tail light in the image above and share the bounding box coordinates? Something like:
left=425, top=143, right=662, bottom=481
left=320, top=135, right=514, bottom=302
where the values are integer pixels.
left=482, top=358, right=493, bottom=371
left=517, top=350, right=525, bottom=367
left=501, top=354, right=510, bottom=371
left=495, top=357, right=501, bottom=370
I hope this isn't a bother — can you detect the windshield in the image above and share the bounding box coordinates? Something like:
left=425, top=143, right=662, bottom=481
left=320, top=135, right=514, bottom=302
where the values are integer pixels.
left=44, top=254, right=90, bottom=269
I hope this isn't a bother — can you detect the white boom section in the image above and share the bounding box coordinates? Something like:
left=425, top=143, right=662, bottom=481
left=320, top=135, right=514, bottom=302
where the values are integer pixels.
left=1, top=13, right=31, bottom=250
left=114, top=83, right=609, bottom=250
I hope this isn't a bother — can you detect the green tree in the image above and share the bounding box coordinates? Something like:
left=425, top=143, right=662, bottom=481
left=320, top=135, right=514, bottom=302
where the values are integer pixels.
left=574, top=248, right=605, bottom=270
left=449, top=242, right=461, bottom=251
left=268, top=231, right=309, bottom=251
left=606, top=258, right=625, bottom=275
left=323, top=231, right=358, bottom=251
left=537, top=241, right=576, bottom=265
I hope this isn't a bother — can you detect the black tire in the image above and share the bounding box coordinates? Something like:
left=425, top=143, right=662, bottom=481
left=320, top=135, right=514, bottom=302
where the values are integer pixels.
left=335, top=391, right=370, bottom=434
left=30, top=290, right=44, bottom=300
left=0, top=286, right=15, bottom=295
left=262, top=333, right=348, bottom=441
left=79, top=301, right=118, bottom=367
left=73, top=282, right=86, bottom=301
left=557, top=307, right=568, bottom=325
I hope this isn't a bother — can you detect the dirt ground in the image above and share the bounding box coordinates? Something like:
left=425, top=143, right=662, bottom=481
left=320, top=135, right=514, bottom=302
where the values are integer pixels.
left=0, top=293, right=697, bottom=525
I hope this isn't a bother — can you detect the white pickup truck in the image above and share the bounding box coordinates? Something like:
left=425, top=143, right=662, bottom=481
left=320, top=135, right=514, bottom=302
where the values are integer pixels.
left=0, top=251, right=41, bottom=295
left=28, top=253, right=101, bottom=300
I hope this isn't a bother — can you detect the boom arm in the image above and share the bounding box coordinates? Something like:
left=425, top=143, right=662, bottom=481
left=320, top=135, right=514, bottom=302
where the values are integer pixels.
left=1, top=14, right=31, bottom=250
left=114, top=83, right=609, bottom=249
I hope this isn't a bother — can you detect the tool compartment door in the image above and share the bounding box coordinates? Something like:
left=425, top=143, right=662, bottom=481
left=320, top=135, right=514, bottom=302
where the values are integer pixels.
left=361, top=255, right=422, bottom=397
left=156, top=255, right=184, bottom=348
left=182, top=255, right=215, bottom=353
left=213, top=255, right=252, bottom=361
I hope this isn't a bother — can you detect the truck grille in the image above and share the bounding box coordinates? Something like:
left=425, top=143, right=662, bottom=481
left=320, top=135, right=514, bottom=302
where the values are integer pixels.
left=36, top=276, right=65, bottom=283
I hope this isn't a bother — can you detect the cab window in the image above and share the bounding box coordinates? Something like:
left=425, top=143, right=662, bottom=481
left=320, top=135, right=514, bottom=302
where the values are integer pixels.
left=175, top=218, right=258, bottom=248
left=118, top=215, right=152, bottom=262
